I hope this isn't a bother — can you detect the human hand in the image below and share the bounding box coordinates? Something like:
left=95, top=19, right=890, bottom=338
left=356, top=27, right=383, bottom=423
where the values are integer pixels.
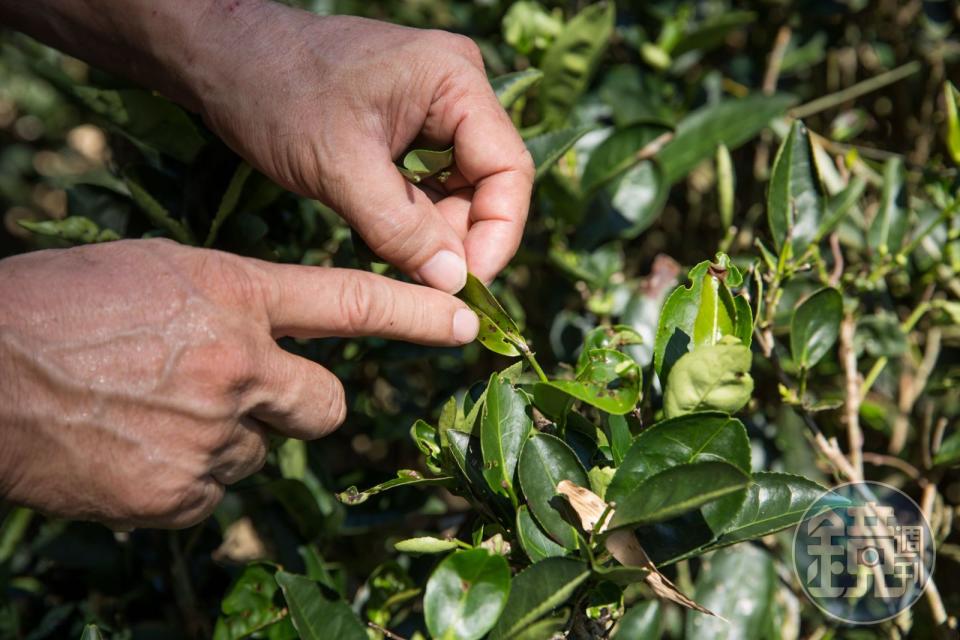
left=189, top=4, right=534, bottom=292
left=0, top=239, right=479, bottom=529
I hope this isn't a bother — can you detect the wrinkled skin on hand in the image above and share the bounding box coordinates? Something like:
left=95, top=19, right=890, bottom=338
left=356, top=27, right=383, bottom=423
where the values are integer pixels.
left=193, top=6, right=534, bottom=292
left=0, top=240, right=478, bottom=529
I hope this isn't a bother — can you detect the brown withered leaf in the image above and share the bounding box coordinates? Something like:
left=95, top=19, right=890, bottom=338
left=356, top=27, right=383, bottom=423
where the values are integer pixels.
left=555, top=480, right=719, bottom=618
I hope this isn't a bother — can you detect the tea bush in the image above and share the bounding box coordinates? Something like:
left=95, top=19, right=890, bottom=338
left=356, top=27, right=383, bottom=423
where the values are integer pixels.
left=1, top=1, right=959, bottom=639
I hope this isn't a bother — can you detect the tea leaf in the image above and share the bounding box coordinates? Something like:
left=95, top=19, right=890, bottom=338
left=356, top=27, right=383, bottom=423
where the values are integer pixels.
left=124, top=167, right=196, bottom=244
left=581, top=124, right=671, bottom=194
left=525, top=123, right=599, bottom=182
left=790, top=287, right=842, bottom=370
left=659, top=94, right=796, bottom=184
left=394, top=537, right=460, bottom=555
left=663, top=343, right=753, bottom=418
left=709, top=472, right=829, bottom=545
left=817, top=176, right=866, bottom=241
left=767, top=120, right=825, bottom=256
left=516, top=505, right=567, bottom=563
left=18, top=216, right=119, bottom=244
left=275, top=571, right=366, bottom=640
left=608, top=461, right=750, bottom=530
left=213, top=564, right=285, bottom=640
left=397, top=147, right=454, bottom=183
left=336, top=471, right=453, bottom=505
left=606, top=412, right=750, bottom=504
left=488, top=558, right=589, bottom=640
left=945, top=81, right=960, bottom=166
left=867, top=157, right=908, bottom=256
left=604, top=160, right=670, bottom=238
left=492, top=68, right=544, bottom=109
left=614, top=602, right=662, bottom=640
left=933, top=430, right=960, bottom=467
left=518, top=433, right=589, bottom=549
left=457, top=273, right=525, bottom=356
left=480, top=375, right=532, bottom=500
left=423, top=549, right=511, bottom=640
left=538, top=348, right=642, bottom=415
left=539, top=1, right=615, bottom=128
left=685, top=546, right=776, bottom=639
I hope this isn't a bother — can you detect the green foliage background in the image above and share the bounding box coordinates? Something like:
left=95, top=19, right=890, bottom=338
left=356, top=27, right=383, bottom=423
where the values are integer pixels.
left=1, top=1, right=959, bottom=639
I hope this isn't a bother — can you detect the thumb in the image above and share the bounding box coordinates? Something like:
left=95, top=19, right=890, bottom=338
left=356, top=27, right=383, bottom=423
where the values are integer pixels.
left=326, top=143, right=468, bottom=294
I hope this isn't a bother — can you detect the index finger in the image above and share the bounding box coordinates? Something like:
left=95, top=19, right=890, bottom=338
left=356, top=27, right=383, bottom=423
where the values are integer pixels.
left=426, top=69, right=535, bottom=283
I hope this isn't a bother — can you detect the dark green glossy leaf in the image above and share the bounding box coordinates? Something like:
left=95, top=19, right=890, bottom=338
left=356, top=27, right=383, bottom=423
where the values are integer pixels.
left=608, top=461, right=750, bottom=530
left=539, top=349, right=641, bottom=415
left=539, top=2, right=615, bottom=128
left=767, top=120, right=825, bottom=256
left=424, top=549, right=511, bottom=640
left=275, top=571, right=366, bottom=640
left=606, top=413, right=750, bottom=504
left=213, top=564, right=285, bottom=640
left=582, top=125, right=670, bottom=194
left=410, top=419, right=442, bottom=475
left=457, top=273, right=525, bottom=356
left=526, top=124, right=599, bottom=182
left=659, top=94, right=796, bottom=184
left=684, top=546, right=776, bottom=640
left=509, top=614, right=569, bottom=640
left=492, top=68, right=544, bottom=109
left=613, top=601, right=661, bottom=639
left=481, top=375, right=532, bottom=499
left=663, top=342, right=753, bottom=418
left=867, top=157, right=908, bottom=255
left=397, top=147, right=453, bottom=183
left=605, top=414, right=633, bottom=467
left=489, top=558, right=589, bottom=640
left=516, top=505, right=567, bottom=562
left=336, top=470, right=452, bottom=505
left=710, top=472, right=828, bottom=545
left=790, top=287, right=842, bottom=370
left=518, top=433, right=589, bottom=549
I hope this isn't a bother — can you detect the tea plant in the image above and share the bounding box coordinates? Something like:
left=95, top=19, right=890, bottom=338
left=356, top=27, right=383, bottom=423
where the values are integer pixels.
left=1, top=1, right=959, bottom=639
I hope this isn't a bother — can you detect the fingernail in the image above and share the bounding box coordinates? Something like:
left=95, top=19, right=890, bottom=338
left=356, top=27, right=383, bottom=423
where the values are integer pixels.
left=453, top=308, right=479, bottom=344
left=418, top=250, right=467, bottom=293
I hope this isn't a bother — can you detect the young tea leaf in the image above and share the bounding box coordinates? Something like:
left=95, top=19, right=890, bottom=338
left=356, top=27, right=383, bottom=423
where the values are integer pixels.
left=18, top=216, right=119, bottom=244
left=397, top=147, right=454, bottom=183
left=491, top=68, right=544, bottom=109
left=336, top=470, right=452, bottom=505
left=538, top=349, right=642, bottom=415
left=867, top=157, right=908, bottom=256
left=457, top=273, right=526, bottom=356
left=767, top=120, right=826, bottom=257
left=790, top=287, right=843, bottom=370
left=525, top=124, right=599, bottom=182
left=945, top=81, right=960, bottom=166
left=539, top=1, right=615, bottom=128
left=423, top=549, right=511, bottom=640
left=394, top=537, right=460, bottom=555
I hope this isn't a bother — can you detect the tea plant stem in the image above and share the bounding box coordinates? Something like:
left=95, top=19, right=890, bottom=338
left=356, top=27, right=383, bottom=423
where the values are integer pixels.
left=368, top=622, right=407, bottom=640
left=790, top=61, right=922, bottom=119
left=520, top=345, right=549, bottom=382
left=839, top=313, right=864, bottom=478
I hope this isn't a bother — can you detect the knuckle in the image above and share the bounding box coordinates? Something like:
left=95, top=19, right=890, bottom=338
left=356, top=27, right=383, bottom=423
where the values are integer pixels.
left=337, top=272, right=377, bottom=333
left=324, top=378, right=348, bottom=434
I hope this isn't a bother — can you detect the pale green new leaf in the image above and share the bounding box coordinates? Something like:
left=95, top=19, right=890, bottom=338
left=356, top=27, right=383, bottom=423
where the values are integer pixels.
left=663, top=342, right=753, bottom=418
left=492, top=68, right=544, bottom=109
